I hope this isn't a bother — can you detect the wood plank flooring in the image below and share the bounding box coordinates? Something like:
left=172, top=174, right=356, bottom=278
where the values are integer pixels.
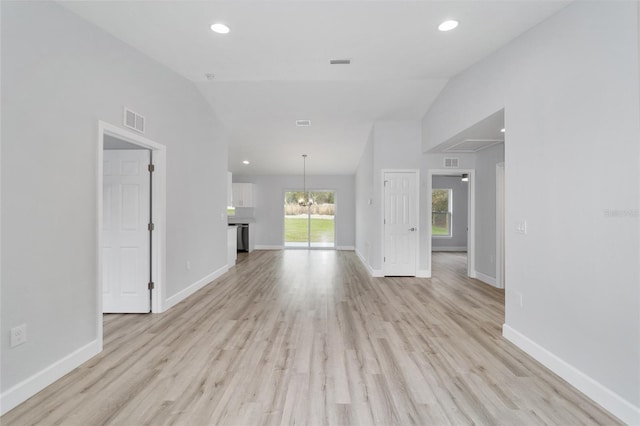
left=3, top=250, right=621, bottom=425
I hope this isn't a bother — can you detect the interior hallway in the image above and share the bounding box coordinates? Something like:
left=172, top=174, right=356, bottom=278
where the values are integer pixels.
left=2, top=251, right=620, bottom=425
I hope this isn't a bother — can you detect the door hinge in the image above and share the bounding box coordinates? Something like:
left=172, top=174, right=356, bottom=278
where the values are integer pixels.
left=384, top=257, right=386, bottom=262
left=148, top=281, right=155, bottom=290
left=148, top=164, right=155, bottom=173
left=148, top=223, right=155, bottom=231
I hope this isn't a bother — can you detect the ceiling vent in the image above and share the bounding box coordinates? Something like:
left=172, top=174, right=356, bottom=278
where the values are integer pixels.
left=444, top=157, right=459, bottom=168
left=296, top=119, right=311, bottom=127
left=123, top=107, right=145, bottom=134
left=330, top=59, right=351, bottom=65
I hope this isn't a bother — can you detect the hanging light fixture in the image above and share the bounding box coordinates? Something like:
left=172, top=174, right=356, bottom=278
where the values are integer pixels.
left=461, top=173, right=469, bottom=182
left=298, top=154, right=312, bottom=207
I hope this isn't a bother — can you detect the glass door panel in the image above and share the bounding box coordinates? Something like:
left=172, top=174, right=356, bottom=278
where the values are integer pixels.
left=284, top=190, right=335, bottom=249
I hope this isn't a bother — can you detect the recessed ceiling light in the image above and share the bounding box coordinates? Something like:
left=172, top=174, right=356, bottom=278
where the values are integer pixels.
left=500, top=128, right=506, bottom=133
left=438, top=20, right=459, bottom=32
left=242, top=160, right=250, bottom=165
left=210, top=23, right=230, bottom=34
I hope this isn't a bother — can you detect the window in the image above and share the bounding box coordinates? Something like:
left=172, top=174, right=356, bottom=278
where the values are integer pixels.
left=432, top=189, right=452, bottom=237
left=284, top=190, right=335, bottom=248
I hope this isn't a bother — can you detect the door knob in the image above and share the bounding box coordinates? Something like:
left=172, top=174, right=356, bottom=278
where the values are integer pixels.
left=409, top=227, right=416, bottom=231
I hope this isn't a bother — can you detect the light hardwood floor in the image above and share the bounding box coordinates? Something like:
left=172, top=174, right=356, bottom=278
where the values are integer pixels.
left=3, top=251, right=620, bottom=425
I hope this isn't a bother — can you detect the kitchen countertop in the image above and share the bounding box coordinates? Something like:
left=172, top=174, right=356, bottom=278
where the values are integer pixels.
left=228, top=217, right=255, bottom=224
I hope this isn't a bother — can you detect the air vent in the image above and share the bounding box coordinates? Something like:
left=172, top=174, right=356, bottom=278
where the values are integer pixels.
left=296, top=119, right=311, bottom=127
left=330, top=59, right=351, bottom=65
left=444, top=157, right=459, bottom=168
left=123, top=107, right=145, bottom=134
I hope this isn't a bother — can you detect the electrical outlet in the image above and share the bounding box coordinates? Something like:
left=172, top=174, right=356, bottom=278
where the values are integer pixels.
left=11, top=324, right=27, bottom=348
left=517, top=292, right=524, bottom=308
left=186, top=261, right=191, bottom=270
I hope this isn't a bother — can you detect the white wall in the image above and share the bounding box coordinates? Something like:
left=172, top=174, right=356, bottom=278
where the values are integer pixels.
left=355, top=129, right=375, bottom=267
left=432, top=176, right=468, bottom=250
left=474, top=144, right=504, bottom=277
left=232, top=175, right=355, bottom=249
left=1, top=1, right=229, bottom=411
left=422, top=2, right=640, bottom=422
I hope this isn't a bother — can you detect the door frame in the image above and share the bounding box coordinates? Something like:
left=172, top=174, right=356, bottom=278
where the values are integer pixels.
left=381, top=169, right=420, bottom=276
left=96, top=121, right=167, bottom=343
left=496, top=162, right=505, bottom=289
left=426, top=169, right=476, bottom=278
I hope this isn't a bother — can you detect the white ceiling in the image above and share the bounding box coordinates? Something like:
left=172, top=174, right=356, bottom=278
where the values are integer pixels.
left=60, top=1, right=570, bottom=175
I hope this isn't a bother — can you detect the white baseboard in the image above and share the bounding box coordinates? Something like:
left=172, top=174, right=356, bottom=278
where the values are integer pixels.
left=254, top=245, right=284, bottom=250
left=432, top=246, right=467, bottom=252
left=503, top=324, right=640, bottom=425
left=417, top=269, right=431, bottom=278
left=0, top=339, right=101, bottom=416
left=336, top=246, right=355, bottom=251
left=355, top=249, right=381, bottom=277
left=474, top=270, right=497, bottom=287
left=163, top=265, right=229, bottom=311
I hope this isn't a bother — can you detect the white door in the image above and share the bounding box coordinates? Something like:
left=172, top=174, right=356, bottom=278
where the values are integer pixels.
left=103, top=150, right=151, bottom=313
left=384, top=172, right=418, bottom=276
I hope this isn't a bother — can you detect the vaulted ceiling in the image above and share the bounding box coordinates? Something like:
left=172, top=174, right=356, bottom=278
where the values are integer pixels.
left=61, top=1, right=570, bottom=175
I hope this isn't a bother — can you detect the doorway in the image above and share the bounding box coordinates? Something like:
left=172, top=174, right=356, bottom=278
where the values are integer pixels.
left=284, top=190, right=336, bottom=249
left=97, top=120, right=167, bottom=341
left=426, top=170, right=476, bottom=278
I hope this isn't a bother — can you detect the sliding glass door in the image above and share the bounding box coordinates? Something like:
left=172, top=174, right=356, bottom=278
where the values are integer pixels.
left=284, top=190, right=335, bottom=248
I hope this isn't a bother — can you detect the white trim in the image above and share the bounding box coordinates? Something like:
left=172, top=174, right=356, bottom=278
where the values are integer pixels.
left=382, top=169, right=420, bottom=277
left=98, top=121, right=167, bottom=316
left=355, top=249, right=383, bottom=277
left=254, top=245, right=284, bottom=250
left=503, top=324, right=640, bottom=425
left=432, top=246, right=468, bottom=252
left=474, top=270, right=497, bottom=287
left=427, top=169, right=475, bottom=278
left=0, top=339, right=101, bottom=415
left=163, top=265, right=229, bottom=311
left=416, top=269, right=431, bottom=278
left=496, top=162, right=505, bottom=289
left=355, top=249, right=373, bottom=275
left=336, top=246, right=355, bottom=251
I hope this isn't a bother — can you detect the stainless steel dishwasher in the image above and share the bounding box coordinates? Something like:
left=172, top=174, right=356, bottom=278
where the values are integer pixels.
left=236, top=223, right=249, bottom=252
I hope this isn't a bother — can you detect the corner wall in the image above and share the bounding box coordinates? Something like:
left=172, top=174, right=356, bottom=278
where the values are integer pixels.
left=422, top=2, right=640, bottom=422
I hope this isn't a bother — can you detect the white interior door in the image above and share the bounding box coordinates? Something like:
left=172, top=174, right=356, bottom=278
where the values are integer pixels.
left=384, top=172, right=418, bottom=276
left=103, top=149, right=151, bottom=313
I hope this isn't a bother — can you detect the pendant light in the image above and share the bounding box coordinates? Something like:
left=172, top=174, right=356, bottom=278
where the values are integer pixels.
left=299, top=154, right=310, bottom=207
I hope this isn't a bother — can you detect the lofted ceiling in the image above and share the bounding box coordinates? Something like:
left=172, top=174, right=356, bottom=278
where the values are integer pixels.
left=60, top=1, right=570, bottom=175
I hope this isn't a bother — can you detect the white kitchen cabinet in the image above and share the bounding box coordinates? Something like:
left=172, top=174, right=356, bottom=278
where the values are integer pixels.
left=232, top=183, right=255, bottom=207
